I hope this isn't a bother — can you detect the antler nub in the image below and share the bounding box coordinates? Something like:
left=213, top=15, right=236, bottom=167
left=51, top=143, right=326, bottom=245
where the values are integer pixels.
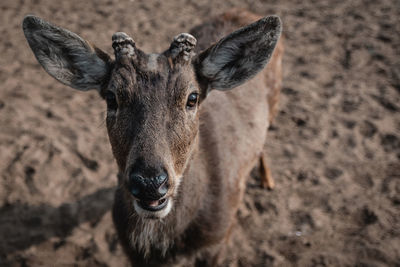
left=112, top=32, right=135, bottom=58
left=169, top=33, right=197, bottom=62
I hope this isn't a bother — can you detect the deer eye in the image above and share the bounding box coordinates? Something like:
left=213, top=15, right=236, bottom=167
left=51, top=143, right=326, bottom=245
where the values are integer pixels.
left=105, top=90, right=118, bottom=111
left=186, top=93, right=198, bottom=109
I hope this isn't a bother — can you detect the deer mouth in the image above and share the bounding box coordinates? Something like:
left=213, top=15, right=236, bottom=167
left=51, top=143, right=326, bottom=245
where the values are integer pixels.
left=137, top=198, right=169, bottom=212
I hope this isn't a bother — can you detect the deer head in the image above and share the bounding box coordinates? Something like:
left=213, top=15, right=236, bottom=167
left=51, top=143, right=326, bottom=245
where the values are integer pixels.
left=23, top=15, right=281, bottom=219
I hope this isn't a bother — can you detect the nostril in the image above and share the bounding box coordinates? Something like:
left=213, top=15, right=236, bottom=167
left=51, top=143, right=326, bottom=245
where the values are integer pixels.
left=157, top=173, right=168, bottom=196
left=128, top=171, right=169, bottom=199
left=154, top=172, right=169, bottom=197
left=155, top=173, right=168, bottom=187
left=158, top=182, right=168, bottom=196
left=130, top=185, right=140, bottom=197
left=129, top=174, right=145, bottom=198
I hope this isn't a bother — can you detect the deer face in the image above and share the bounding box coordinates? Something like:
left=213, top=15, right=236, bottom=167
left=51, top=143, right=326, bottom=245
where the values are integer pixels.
left=105, top=34, right=200, bottom=217
left=23, top=15, right=281, bottom=218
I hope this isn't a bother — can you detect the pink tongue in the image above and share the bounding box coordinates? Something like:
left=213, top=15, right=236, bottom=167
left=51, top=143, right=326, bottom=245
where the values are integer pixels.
left=148, top=200, right=159, bottom=207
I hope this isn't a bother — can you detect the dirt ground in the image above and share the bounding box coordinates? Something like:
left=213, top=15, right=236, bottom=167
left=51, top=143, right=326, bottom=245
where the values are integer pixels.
left=1, top=0, right=399, bottom=266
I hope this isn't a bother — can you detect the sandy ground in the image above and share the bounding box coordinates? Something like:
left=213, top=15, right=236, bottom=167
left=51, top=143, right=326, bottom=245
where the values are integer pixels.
left=1, top=0, right=399, bottom=266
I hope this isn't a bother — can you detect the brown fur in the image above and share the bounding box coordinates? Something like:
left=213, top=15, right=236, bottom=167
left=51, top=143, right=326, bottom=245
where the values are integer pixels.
left=22, top=8, right=283, bottom=266
left=190, top=8, right=284, bottom=124
left=210, top=8, right=284, bottom=124
left=111, top=10, right=283, bottom=266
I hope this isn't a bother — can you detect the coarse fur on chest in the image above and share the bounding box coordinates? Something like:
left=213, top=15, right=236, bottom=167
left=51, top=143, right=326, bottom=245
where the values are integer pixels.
left=130, top=214, right=172, bottom=257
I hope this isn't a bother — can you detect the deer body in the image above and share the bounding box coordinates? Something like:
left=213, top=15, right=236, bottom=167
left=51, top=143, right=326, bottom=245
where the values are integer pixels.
left=23, top=9, right=283, bottom=266
left=113, top=77, right=272, bottom=265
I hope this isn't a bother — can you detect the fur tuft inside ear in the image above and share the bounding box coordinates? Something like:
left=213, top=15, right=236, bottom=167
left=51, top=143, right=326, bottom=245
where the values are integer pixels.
left=194, top=15, right=282, bottom=93
left=23, top=15, right=110, bottom=91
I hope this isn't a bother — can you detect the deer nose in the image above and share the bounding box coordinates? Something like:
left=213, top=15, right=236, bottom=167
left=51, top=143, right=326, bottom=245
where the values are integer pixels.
left=128, top=171, right=169, bottom=200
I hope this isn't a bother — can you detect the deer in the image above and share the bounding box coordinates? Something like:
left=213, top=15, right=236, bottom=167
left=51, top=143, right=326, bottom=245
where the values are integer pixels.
left=22, top=8, right=283, bottom=266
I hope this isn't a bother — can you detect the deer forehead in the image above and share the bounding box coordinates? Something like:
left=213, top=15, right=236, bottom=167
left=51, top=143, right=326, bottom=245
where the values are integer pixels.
left=108, top=53, right=197, bottom=100
left=147, top=53, right=159, bottom=71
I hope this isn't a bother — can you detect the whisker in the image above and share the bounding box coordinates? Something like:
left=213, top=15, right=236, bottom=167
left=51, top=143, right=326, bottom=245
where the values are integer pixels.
left=97, top=110, right=107, bottom=128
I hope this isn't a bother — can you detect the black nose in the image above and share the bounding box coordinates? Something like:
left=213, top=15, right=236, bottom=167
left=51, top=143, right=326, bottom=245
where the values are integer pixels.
left=128, top=171, right=169, bottom=200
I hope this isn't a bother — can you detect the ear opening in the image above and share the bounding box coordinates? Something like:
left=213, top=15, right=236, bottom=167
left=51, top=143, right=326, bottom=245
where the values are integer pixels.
left=194, top=15, right=282, bottom=93
left=22, top=15, right=111, bottom=91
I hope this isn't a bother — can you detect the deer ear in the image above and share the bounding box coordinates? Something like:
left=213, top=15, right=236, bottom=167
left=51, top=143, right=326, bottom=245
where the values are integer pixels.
left=193, top=16, right=281, bottom=93
left=22, top=15, right=111, bottom=91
